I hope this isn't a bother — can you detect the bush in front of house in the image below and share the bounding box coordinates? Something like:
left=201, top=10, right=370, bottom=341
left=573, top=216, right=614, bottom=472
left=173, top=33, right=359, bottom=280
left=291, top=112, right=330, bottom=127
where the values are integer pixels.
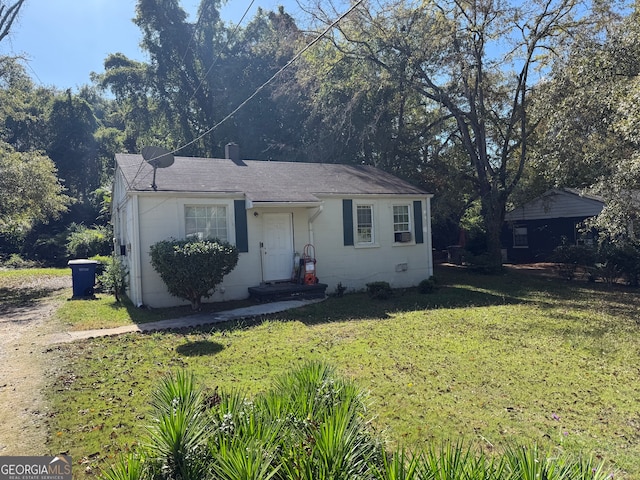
left=150, top=238, right=239, bottom=310
left=418, top=276, right=438, bottom=294
left=598, top=240, right=640, bottom=287
left=100, top=361, right=614, bottom=480
left=366, top=281, right=393, bottom=300
left=98, top=256, right=128, bottom=302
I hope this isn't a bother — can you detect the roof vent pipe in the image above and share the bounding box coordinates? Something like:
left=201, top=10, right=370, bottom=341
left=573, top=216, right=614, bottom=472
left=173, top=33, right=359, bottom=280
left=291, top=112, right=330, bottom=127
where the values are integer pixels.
left=225, top=142, right=245, bottom=166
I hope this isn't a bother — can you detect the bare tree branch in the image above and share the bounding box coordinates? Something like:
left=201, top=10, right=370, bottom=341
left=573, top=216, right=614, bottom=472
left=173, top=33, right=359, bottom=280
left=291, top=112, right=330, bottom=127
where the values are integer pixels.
left=0, top=0, right=25, bottom=44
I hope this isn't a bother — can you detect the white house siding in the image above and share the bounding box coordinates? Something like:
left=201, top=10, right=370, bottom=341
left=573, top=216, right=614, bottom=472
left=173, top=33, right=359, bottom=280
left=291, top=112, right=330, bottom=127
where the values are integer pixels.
left=121, top=196, right=317, bottom=308
left=112, top=172, right=143, bottom=306
left=310, top=196, right=433, bottom=293
left=113, top=186, right=433, bottom=307
left=136, top=194, right=242, bottom=308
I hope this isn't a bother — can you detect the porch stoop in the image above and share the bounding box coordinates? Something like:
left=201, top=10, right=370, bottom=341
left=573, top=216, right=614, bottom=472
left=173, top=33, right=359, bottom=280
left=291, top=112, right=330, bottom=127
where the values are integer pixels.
left=248, top=282, right=328, bottom=302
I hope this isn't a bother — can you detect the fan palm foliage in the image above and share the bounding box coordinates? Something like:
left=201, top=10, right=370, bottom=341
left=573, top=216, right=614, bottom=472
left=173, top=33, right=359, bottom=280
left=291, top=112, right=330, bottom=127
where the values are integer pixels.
left=100, top=362, right=612, bottom=480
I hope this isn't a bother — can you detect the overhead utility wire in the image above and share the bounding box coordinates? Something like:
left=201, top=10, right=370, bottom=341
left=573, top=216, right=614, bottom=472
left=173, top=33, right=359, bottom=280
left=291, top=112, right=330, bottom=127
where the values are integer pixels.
left=129, top=0, right=255, bottom=188
left=132, top=0, right=364, bottom=187
left=171, top=0, right=365, bottom=155
left=128, top=0, right=207, bottom=189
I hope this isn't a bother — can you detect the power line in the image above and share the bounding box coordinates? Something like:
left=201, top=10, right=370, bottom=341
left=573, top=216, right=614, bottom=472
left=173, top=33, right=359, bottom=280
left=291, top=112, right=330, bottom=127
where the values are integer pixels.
left=131, top=0, right=365, bottom=186
left=171, top=0, right=365, bottom=156
left=130, top=0, right=257, bottom=187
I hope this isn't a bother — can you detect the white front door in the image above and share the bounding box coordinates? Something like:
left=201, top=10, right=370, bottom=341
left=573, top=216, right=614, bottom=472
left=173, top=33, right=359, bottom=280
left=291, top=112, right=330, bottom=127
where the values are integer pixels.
left=262, top=213, right=294, bottom=282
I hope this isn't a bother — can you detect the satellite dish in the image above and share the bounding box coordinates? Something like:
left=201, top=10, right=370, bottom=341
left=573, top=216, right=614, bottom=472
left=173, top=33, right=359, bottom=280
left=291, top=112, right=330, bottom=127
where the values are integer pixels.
left=141, top=146, right=174, bottom=190
left=142, top=146, right=175, bottom=168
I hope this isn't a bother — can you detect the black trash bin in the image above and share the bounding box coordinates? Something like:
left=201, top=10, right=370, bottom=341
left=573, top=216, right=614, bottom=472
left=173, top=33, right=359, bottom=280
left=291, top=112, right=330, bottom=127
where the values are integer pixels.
left=68, top=259, right=99, bottom=298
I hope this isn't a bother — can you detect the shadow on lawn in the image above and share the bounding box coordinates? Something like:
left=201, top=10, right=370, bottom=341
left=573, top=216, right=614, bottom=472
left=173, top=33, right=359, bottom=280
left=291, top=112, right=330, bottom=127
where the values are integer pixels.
left=116, top=294, right=259, bottom=326
left=176, top=339, right=225, bottom=356
left=0, top=283, right=67, bottom=320
left=123, top=263, right=640, bottom=335
left=248, top=264, right=637, bottom=328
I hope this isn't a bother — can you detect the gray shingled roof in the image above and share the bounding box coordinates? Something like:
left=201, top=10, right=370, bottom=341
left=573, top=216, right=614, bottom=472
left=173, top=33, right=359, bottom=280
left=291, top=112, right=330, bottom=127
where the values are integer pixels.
left=115, top=154, right=428, bottom=202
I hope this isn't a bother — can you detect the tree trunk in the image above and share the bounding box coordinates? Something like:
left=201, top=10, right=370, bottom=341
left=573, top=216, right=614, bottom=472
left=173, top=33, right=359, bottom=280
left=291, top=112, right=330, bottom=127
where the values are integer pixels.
left=481, top=191, right=506, bottom=270
left=190, top=297, right=201, bottom=311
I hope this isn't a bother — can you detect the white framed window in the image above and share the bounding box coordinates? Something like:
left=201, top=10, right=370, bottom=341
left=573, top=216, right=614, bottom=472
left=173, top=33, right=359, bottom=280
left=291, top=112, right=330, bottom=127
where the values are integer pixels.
left=185, top=205, right=228, bottom=241
left=393, top=205, right=412, bottom=243
left=356, top=204, right=374, bottom=244
left=513, top=225, right=528, bottom=248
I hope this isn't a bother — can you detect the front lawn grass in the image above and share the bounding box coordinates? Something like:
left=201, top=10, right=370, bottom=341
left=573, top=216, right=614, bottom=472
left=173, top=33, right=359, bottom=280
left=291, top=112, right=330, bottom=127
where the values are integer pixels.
left=45, top=266, right=640, bottom=478
left=0, top=265, right=254, bottom=330
left=54, top=294, right=256, bottom=331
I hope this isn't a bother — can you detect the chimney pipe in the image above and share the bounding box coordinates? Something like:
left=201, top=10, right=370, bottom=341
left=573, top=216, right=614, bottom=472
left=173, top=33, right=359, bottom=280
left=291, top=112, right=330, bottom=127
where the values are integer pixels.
left=225, top=143, right=245, bottom=166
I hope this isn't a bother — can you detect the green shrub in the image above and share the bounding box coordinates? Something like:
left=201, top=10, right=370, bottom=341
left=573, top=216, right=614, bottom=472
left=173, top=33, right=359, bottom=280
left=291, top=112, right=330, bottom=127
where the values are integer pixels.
left=150, top=238, right=239, bottom=310
left=550, top=244, right=597, bottom=280
left=66, top=224, right=112, bottom=259
left=90, top=254, right=111, bottom=277
left=26, top=230, right=68, bottom=267
left=100, top=454, right=146, bottom=480
left=366, top=281, right=393, bottom=300
left=146, top=371, right=210, bottom=479
left=1, top=253, right=40, bottom=269
left=599, top=241, right=640, bottom=286
left=90, top=254, right=111, bottom=265
left=418, top=277, right=437, bottom=294
left=98, top=257, right=128, bottom=302
left=333, top=282, right=347, bottom=297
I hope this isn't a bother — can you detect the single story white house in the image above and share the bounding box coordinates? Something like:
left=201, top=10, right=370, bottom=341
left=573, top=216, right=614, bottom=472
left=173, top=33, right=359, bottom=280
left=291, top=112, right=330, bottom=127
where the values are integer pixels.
left=112, top=145, right=434, bottom=307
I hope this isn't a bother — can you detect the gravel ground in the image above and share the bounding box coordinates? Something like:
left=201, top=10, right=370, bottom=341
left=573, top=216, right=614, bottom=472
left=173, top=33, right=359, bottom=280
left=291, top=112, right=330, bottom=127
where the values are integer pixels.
left=0, top=274, right=71, bottom=455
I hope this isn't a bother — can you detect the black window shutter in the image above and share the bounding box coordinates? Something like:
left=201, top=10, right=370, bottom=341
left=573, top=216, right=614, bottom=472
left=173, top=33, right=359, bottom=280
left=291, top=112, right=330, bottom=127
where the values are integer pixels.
left=343, top=199, right=354, bottom=246
left=413, top=200, right=424, bottom=244
left=234, top=200, right=249, bottom=252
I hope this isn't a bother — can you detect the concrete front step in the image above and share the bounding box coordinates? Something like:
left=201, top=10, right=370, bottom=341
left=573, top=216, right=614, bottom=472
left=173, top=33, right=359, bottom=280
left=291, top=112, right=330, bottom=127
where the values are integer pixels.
left=248, top=282, right=328, bottom=302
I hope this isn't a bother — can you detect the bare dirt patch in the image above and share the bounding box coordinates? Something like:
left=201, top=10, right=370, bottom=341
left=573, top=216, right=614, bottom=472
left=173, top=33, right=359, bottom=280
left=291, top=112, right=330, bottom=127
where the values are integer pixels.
left=0, top=273, right=70, bottom=454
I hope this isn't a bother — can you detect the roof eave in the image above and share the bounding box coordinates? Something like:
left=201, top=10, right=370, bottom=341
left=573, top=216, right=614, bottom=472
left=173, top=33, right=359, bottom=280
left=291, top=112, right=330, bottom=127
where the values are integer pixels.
left=246, top=200, right=324, bottom=209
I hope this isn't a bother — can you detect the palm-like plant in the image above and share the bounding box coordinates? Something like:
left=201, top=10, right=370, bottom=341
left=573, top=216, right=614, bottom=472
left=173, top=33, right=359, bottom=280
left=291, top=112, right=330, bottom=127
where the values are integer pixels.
left=100, top=364, right=613, bottom=480
left=100, top=453, right=146, bottom=480
left=146, top=370, right=211, bottom=479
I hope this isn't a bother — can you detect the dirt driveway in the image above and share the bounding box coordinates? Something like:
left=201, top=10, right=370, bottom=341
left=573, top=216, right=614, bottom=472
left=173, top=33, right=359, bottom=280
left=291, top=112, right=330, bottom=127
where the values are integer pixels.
left=0, top=273, right=71, bottom=455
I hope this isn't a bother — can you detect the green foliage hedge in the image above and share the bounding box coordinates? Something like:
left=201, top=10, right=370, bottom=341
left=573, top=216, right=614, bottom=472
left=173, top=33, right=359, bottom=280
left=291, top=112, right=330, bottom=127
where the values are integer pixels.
left=366, top=281, right=393, bottom=300
left=149, top=238, right=239, bottom=310
left=101, top=362, right=613, bottom=480
left=418, top=276, right=438, bottom=294
left=98, top=256, right=128, bottom=302
left=550, top=241, right=640, bottom=285
left=66, top=224, right=112, bottom=259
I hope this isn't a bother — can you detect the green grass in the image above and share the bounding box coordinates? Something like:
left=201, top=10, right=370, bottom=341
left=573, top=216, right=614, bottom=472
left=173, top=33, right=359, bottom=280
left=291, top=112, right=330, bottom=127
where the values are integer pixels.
left=0, top=267, right=69, bottom=310
left=0, top=266, right=254, bottom=330
left=0, top=267, right=69, bottom=279
left=44, top=266, right=640, bottom=478
left=54, top=294, right=257, bottom=330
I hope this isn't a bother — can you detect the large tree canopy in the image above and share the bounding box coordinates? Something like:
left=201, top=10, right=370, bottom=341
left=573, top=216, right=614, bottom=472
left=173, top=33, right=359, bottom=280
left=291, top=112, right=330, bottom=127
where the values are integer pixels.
left=94, top=0, right=309, bottom=158
left=307, top=0, right=624, bottom=264
left=0, top=141, right=70, bottom=236
left=530, top=4, right=640, bottom=240
left=3, top=0, right=638, bottom=263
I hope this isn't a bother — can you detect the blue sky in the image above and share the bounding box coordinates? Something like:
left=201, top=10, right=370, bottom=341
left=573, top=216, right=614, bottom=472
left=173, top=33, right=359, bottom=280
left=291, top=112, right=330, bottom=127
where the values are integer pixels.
left=0, top=0, right=301, bottom=90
